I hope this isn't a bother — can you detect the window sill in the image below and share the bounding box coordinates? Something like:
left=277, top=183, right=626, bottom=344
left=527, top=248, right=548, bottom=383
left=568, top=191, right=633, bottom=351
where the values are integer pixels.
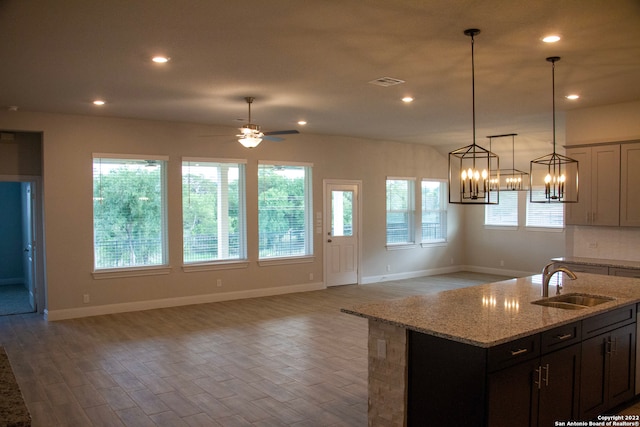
left=525, top=226, right=565, bottom=233
left=258, top=256, right=315, bottom=267
left=182, top=260, right=249, bottom=273
left=92, top=266, right=172, bottom=280
left=386, top=243, right=417, bottom=251
left=420, top=241, right=447, bottom=248
left=484, top=225, right=519, bottom=231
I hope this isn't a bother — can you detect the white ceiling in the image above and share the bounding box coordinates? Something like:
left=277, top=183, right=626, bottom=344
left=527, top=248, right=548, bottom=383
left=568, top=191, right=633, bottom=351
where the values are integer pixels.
left=1, top=0, right=639, bottom=158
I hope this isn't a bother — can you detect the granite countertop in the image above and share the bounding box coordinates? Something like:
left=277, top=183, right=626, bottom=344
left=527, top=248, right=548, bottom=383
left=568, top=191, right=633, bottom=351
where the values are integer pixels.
left=553, top=256, right=640, bottom=270
left=342, top=273, right=640, bottom=348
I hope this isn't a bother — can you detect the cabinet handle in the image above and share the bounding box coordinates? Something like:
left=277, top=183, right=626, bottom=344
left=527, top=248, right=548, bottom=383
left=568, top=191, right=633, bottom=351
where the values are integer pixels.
left=556, top=333, right=573, bottom=341
left=542, top=364, right=550, bottom=387
left=510, top=348, right=528, bottom=356
left=535, top=366, right=542, bottom=390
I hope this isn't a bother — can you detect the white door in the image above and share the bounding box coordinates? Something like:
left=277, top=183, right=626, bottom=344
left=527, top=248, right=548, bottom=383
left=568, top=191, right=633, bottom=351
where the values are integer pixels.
left=22, top=183, right=36, bottom=310
left=325, top=182, right=359, bottom=286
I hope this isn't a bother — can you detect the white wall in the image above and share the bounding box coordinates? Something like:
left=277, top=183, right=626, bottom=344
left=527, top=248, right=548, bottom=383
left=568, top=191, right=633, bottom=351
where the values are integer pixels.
left=565, top=100, right=640, bottom=262
left=0, top=111, right=463, bottom=319
left=462, top=194, right=565, bottom=277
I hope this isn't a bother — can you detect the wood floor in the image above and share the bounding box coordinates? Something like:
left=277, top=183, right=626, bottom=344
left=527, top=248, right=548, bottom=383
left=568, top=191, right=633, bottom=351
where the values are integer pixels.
left=0, top=272, right=509, bottom=427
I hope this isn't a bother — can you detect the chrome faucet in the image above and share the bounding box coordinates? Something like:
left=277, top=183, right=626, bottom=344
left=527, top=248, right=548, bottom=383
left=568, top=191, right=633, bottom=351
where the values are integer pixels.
left=541, top=262, right=577, bottom=297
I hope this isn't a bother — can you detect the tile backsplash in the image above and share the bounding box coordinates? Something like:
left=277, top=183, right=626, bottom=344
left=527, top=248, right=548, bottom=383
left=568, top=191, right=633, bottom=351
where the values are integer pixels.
left=569, top=226, right=640, bottom=261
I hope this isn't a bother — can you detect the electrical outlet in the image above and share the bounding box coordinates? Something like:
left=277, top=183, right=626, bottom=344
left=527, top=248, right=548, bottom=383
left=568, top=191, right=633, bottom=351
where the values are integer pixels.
left=216, top=279, right=222, bottom=287
left=588, top=242, right=598, bottom=249
left=309, top=273, right=314, bottom=281
left=500, top=260, right=505, bottom=267
left=386, top=265, right=391, bottom=272
left=83, top=294, right=90, bottom=303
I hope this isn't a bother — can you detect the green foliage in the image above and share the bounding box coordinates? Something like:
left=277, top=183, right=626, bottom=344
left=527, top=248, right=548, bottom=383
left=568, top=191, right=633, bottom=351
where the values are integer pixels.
left=93, top=164, right=163, bottom=268
left=258, top=167, right=307, bottom=257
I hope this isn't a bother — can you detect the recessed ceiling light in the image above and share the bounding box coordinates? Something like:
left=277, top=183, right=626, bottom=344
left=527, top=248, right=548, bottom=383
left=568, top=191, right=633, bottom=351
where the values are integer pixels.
left=542, top=35, right=561, bottom=43
left=152, top=56, right=170, bottom=63
left=93, top=100, right=106, bottom=106
left=297, top=120, right=307, bottom=125
left=566, top=94, right=580, bottom=100
left=402, top=96, right=414, bottom=103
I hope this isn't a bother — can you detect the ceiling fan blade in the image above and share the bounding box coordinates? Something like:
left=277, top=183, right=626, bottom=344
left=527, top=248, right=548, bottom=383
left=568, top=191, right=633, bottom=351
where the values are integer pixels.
left=262, top=135, right=284, bottom=142
left=263, top=129, right=300, bottom=136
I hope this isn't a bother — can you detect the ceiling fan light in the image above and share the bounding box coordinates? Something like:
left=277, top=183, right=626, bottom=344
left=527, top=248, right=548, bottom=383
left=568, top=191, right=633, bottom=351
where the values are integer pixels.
left=238, top=135, right=262, bottom=148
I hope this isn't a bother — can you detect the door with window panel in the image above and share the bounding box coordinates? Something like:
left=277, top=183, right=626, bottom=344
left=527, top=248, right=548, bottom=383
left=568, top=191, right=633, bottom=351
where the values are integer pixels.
left=325, top=183, right=358, bottom=286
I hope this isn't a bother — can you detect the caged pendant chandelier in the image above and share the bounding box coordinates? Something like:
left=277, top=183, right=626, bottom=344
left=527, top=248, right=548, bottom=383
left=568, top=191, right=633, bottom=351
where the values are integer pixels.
left=449, top=29, right=499, bottom=205
left=530, top=57, right=579, bottom=203
left=487, top=133, right=528, bottom=191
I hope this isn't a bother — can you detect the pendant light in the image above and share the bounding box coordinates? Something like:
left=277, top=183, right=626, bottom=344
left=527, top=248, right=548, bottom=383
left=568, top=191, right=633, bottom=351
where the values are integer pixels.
left=487, top=133, right=528, bottom=191
left=449, top=29, right=499, bottom=205
left=529, top=57, right=579, bottom=203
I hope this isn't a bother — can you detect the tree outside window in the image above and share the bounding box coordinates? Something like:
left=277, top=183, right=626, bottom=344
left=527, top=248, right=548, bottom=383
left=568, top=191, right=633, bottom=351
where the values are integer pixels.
left=258, top=163, right=312, bottom=258
left=182, top=160, right=246, bottom=263
left=93, top=157, right=167, bottom=269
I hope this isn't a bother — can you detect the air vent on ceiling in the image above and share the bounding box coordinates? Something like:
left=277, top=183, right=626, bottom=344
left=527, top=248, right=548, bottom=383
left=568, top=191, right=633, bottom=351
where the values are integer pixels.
left=368, top=76, right=405, bottom=87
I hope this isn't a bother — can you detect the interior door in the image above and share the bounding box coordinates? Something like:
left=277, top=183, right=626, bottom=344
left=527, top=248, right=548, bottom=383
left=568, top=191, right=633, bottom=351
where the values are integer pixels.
left=325, top=182, right=359, bottom=286
left=22, top=182, right=36, bottom=310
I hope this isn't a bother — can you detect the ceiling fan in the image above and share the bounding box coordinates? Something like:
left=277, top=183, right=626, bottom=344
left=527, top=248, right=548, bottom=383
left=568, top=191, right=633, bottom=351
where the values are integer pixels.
left=236, top=97, right=299, bottom=148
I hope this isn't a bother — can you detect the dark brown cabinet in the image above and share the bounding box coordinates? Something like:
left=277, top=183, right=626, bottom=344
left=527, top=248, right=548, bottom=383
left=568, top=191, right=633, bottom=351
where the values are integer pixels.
left=487, top=324, right=581, bottom=427
left=407, top=306, right=636, bottom=427
left=580, top=322, right=636, bottom=419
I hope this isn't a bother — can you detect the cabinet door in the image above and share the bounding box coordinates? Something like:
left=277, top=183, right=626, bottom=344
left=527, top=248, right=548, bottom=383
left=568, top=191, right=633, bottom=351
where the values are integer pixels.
left=591, top=145, right=620, bottom=226
left=580, top=334, right=608, bottom=419
left=621, top=142, right=640, bottom=227
left=580, top=323, right=637, bottom=419
left=488, top=359, right=538, bottom=427
left=566, top=145, right=620, bottom=226
left=538, top=344, right=581, bottom=427
left=608, top=323, right=636, bottom=408
left=566, top=147, right=592, bottom=225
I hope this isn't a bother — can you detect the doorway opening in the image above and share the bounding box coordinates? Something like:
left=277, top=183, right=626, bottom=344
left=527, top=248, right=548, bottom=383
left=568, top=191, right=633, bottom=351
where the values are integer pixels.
left=0, top=181, right=37, bottom=315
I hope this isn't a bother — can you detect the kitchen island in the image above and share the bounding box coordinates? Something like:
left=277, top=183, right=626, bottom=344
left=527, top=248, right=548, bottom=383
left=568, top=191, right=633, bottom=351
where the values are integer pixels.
left=342, top=273, right=640, bottom=426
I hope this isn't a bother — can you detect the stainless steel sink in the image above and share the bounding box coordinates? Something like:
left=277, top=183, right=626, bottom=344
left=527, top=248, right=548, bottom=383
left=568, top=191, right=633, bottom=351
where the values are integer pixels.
left=532, top=293, right=615, bottom=310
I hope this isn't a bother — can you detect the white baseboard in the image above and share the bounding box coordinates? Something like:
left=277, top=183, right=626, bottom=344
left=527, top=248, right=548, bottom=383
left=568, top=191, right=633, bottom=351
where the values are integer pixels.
left=462, top=265, right=537, bottom=278
left=45, top=281, right=326, bottom=321
left=361, top=265, right=536, bottom=285
left=361, top=265, right=461, bottom=284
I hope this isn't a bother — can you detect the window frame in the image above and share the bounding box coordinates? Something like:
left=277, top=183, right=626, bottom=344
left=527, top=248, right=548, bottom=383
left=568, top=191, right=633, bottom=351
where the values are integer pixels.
left=421, top=179, right=448, bottom=245
left=386, top=177, right=416, bottom=248
left=92, top=153, right=170, bottom=278
left=257, top=161, right=314, bottom=263
left=181, top=157, right=248, bottom=269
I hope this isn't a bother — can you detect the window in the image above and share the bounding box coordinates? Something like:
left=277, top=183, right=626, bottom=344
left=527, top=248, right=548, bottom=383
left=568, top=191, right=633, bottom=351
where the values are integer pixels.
left=526, top=189, right=565, bottom=228
left=93, top=156, right=167, bottom=270
left=182, top=159, right=246, bottom=263
left=386, top=178, right=415, bottom=245
left=485, top=191, right=518, bottom=226
left=421, top=180, right=447, bottom=243
left=258, top=162, right=313, bottom=259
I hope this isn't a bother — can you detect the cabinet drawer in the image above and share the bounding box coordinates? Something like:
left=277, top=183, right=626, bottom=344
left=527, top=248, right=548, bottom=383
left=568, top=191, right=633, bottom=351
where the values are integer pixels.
left=541, top=321, right=582, bottom=353
left=488, top=334, right=540, bottom=372
left=582, top=305, right=636, bottom=339
left=610, top=267, right=640, bottom=278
